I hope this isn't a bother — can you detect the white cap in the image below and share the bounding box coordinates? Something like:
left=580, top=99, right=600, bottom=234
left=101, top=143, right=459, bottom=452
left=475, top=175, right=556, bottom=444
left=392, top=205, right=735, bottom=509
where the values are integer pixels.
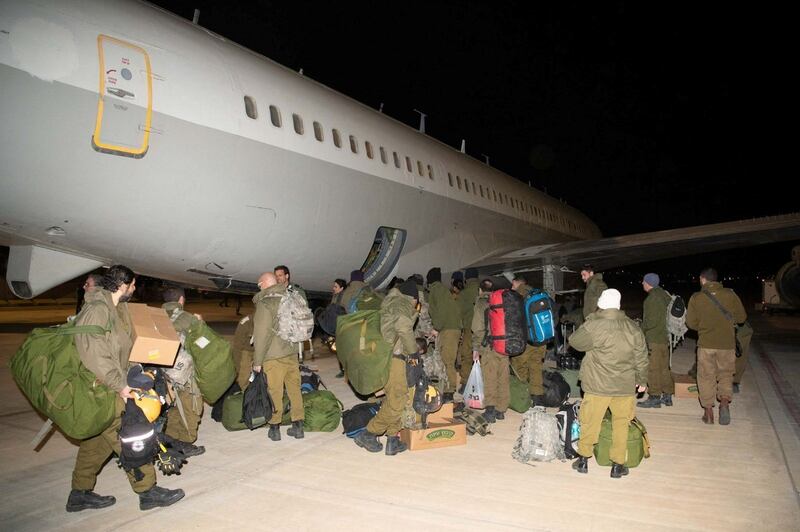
left=597, top=288, right=621, bottom=310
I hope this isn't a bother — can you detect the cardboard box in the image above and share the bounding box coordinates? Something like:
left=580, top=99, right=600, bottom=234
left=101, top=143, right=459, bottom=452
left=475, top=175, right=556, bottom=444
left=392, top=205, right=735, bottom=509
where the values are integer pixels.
left=673, top=373, right=699, bottom=399
left=399, top=403, right=467, bottom=451
left=127, top=303, right=180, bottom=366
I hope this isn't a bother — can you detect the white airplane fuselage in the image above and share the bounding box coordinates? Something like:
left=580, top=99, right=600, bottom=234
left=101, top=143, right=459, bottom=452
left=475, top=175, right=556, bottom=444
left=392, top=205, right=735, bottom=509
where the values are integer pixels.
left=0, top=0, right=600, bottom=297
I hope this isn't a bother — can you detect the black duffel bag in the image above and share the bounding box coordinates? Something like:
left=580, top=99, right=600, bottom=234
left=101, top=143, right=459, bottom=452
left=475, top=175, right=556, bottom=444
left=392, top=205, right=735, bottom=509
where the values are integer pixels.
left=542, top=370, right=571, bottom=407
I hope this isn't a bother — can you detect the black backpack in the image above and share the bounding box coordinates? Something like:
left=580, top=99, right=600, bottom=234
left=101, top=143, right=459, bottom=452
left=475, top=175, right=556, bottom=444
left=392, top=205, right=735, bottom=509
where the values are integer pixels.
left=542, top=371, right=571, bottom=407
left=243, top=372, right=275, bottom=430
left=317, top=303, right=346, bottom=336
left=670, top=295, right=686, bottom=318
left=555, top=402, right=580, bottom=459
left=342, top=402, right=381, bottom=438
left=118, top=400, right=159, bottom=475
left=300, top=364, right=321, bottom=393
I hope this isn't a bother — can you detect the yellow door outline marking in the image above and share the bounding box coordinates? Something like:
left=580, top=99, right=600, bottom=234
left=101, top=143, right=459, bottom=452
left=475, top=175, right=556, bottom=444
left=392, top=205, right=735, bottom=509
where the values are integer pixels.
left=92, top=34, right=152, bottom=158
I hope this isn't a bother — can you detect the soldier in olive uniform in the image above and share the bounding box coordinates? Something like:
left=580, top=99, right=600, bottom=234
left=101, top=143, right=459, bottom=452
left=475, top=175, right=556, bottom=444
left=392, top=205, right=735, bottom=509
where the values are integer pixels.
left=569, top=289, right=648, bottom=479
left=232, top=313, right=255, bottom=390
left=638, top=273, right=675, bottom=408
left=457, top=268, right=480, bottom=390
left=511, top=275, right=547, bottom=405
left=686, top=268, right=746, bottom=425
left=427, top=267, right=462, bottom=401
left=472, top=279, right=510, bottom=422
left=252, top=272, right=304, bottom=441
left=161, top=287, right=206, bottom=457
left=581, top=264, right=608, bottom=320
left=354, top=279, right=419, bottom=455
left=68, top=265, right=184, bottom=512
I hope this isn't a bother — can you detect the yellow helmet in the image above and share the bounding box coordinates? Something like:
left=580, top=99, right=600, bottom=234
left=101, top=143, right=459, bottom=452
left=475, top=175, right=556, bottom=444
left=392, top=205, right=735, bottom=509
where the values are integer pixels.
left=132, top=389, right=162, bottom=422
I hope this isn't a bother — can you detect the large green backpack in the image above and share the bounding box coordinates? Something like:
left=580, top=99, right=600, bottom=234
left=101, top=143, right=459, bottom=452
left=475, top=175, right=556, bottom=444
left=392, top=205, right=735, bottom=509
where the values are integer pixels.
left=281, top=390, right=343, bottom=432
left=184, top=320, right=235, bottom=404
left=10, top=321, right=117, bottom=440
left=594, top=414, right=651, bottom=467
left=335, top=310, right=392, bottom=395
left=222, top=391, right=247, bottom=431
left=508, top=370, right=532, bottom=413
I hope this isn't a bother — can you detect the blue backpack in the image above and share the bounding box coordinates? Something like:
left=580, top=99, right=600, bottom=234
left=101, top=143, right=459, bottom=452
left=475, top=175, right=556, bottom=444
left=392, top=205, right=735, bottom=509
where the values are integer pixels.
left=524, top=290, right=555, bottom=345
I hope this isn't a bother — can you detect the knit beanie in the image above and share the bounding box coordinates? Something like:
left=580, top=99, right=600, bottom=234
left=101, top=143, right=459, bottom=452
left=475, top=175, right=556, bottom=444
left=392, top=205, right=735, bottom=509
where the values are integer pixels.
left=350, top=270, right=364, bottom=282
left=426, top=267, right=441, bottom=285
left=398, top=279, right=419, bottom=300
left=643, top=273, right=660, bottom=287
left=451, top=271, right=464, bottom=282
left=597, top=289, right=621, bottom=310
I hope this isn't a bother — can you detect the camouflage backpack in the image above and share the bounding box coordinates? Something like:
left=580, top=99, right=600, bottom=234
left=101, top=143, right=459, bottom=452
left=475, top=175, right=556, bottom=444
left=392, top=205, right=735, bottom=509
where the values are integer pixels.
left=666, top=292, right=688, bottom=352
left=454, top=408, right=491, bottom=436
left=273, top=286, right=314, bottom=343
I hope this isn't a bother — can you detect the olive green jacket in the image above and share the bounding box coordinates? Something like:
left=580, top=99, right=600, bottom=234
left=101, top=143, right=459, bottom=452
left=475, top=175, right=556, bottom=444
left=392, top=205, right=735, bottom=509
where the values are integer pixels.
left=252, top=284, right=295, bottom=365
left=570, top=309, right=648, bottom=396
left=471, top=293, right=493, bottom=354
left=642, top=286, right=670, bottom=346
left=428, top=281, right=462, bottom=331
left=458, top=278, right=480, bottom=330
left=686, top=281, right=747, bottom=349
left=232, top=314, right=255, bottom=355
left=582, top=273, right=608, bottom=319
left=379, top=288, right=419, bottom=355
left=339, top=280, right=365, bottom=313
left=161, top=301, right=199, bottom=335
left=74, top=288, right=133, bottom=393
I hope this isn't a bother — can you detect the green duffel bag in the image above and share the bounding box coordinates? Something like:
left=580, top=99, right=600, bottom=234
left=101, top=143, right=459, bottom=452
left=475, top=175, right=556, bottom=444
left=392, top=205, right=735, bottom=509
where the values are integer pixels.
left=508, top=372, right=532, bottom=413
left=222, top=391, right=247, bottom=431
left=10, top=322, right=116, bottom=440
left=594, top=414, right=651, bottom=468
left=184, top=320, right=235, bottom=404
left=303, top=390, right=343, bottom=432
left=335, top=311, right=392, bottom=395
left=355, top=287, right=384, bottom=312
left=281, top=390, right=343, bottom=432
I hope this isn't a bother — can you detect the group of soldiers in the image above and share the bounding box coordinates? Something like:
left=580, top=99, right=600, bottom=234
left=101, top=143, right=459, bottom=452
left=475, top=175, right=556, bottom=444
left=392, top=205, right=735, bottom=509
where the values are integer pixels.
left=64, top=260, right=748, bottom=511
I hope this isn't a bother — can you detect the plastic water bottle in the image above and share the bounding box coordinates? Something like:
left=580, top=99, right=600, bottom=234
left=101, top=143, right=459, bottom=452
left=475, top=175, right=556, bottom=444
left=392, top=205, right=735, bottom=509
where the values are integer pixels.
left=571, top=421, right=580, bottom=440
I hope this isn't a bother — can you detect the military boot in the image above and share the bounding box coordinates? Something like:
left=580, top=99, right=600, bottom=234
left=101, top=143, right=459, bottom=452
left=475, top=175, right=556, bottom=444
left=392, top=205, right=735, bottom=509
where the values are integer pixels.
left=268, top=424, right=281, bottom=441
left=530, top=394, right=546, bottom=407
left=483, top=406, right=497, bottom=424
left=702, top=407, right=714, bottom=424
left=354, top=430, right=383, bottom=453
left=138, top=486, right=185, bottom=511
left=719, top=399, right=731, bottom=425
left=287, top=420, right=305, bottom=439
left=661, top=393, right=673, bottom=407
left=65, top=490, right=116, bottom=512
left=172, top=440, right=206, bottom=458
left=610, top=463, right=629, bottom=478
left=637, top=394, right=662, bottom=408
left=385, top=435, right=408, bottom=456
left=494, top=410, right=505, bottom=420
left=572, top=456, right=588, bottom=474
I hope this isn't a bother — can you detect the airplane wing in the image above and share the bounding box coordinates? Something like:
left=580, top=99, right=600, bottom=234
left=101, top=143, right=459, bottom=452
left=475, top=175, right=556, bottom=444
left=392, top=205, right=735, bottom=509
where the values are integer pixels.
left=472, top=213, right=800, bottom=273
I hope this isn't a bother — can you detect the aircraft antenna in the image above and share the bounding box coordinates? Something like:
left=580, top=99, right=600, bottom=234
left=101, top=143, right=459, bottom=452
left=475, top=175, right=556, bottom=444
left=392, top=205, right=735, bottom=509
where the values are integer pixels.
left=192, top=9, right=200, bottom=24
left=379, top=102, right=384, bottom=113
left=482, top=154, right=490, bottom=165
left=460, top=139, right=466, bottom=153
left=299, top=68, right=304, bottom=75
left=413, top=109, right=427, bottom=133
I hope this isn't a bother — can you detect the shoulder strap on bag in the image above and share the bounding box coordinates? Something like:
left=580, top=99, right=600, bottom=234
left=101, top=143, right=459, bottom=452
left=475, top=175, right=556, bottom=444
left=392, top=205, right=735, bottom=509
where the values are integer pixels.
left=702, top=290, right=733, bottom=322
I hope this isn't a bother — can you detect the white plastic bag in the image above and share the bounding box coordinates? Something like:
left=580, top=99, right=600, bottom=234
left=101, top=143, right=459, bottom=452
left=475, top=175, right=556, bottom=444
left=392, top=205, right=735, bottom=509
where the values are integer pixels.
left=463, top=359, right=484, bottom=409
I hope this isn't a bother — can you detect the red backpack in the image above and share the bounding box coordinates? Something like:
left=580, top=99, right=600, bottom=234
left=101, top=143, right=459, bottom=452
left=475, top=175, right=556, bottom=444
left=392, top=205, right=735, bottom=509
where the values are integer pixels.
left=483, top=289, right=526, bottom=356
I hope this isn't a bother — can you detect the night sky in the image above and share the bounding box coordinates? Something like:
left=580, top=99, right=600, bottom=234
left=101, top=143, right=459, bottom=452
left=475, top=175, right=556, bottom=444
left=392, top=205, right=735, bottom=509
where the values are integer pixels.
left=147, top=1, right=795, bottom=276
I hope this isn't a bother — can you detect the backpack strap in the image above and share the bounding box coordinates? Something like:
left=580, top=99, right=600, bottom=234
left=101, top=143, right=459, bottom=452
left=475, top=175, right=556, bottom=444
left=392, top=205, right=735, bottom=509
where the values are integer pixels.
left=702, top=290, right=734, bottom=322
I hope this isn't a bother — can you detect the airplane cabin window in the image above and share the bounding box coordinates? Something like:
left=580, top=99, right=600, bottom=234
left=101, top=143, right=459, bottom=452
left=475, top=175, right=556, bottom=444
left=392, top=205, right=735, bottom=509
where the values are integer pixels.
left=456, top=175, right=462, bottom=189
left=448, top=172, right=453, bottom=186
left=493, top=190, right=497, bottom=202
left=292, top=113, right=304, bottom=135
left=380, top=146, right=387, bottom=164
left=417, top=160, right=423, bottom=176
left=365, top=141, right=374, bottom=159
left=428, top=165, right=434, bottom=179
left=332, top=128, right=342, bottom=148
left=464, top=179, right=470, bottom=193
left=350, top=135, right=358, bottom=154
left=244, top=96, right=257, bottom=119
left=479, top=184, right=484, bottom=198
left=405, top=156, right=412, bottom=172
left=313, top=121, right=324, bottom=141
left=393, top=151, right=400, bottom=168
left=269, top=105, right=281, bottom=127
left=473, top=184, right=478, bottom=196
